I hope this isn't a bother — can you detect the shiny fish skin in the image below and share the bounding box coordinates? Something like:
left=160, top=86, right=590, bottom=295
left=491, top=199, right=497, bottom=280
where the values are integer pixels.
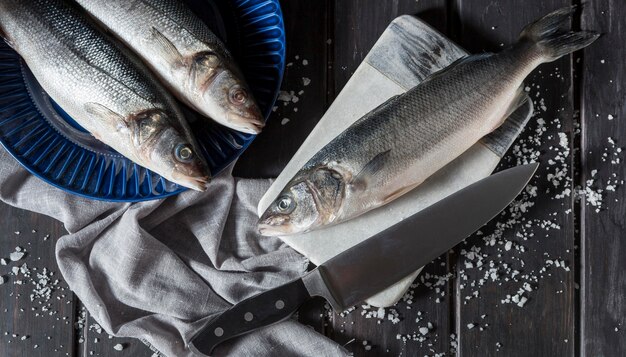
left=0, top=0, right=210, bottom=191
left=75, top=0, right=265, bottom=134
left=258, top=6, right=599, bottom=236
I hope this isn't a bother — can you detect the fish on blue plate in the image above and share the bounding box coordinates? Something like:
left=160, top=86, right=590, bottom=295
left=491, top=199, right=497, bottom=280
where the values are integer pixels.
left=0, top=0, right=211, bottom=191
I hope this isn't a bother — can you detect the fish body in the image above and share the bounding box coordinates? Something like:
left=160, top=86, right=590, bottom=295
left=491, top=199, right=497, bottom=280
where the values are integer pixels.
left=75, top=0, right=265, bottom=134
left=259, top=6, right=599, bottom=236
left=0, top=0, right=210, bottom=190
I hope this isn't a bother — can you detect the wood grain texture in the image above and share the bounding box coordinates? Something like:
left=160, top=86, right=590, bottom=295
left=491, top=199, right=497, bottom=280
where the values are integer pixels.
left=233, top=0, right=333, bottom=178
left=451, top=0, right=578, bottom=356
left=580, top=1, right=626, bottom=355
left=0, top=203, right=75, bottom=356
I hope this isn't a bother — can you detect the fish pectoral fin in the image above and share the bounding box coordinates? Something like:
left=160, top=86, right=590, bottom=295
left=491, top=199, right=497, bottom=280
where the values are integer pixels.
left=150, top=27, right=184, bottom=66
left=84, top=102, right=128, bottom=132
left=349, top=150, right=392, bottom=191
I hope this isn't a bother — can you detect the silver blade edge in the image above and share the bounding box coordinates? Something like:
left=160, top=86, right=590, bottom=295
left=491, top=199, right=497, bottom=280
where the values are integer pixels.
left=302, top=163, right=539, bottom=311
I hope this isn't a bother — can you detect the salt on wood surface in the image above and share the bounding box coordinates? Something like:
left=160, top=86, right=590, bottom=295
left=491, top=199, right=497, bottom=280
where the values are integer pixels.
left=258, top=15, right=532, bottom=307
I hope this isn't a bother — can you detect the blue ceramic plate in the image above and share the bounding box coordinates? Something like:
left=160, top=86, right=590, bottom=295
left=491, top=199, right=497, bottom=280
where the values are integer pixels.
left=0, top=0, right=285, bottom=201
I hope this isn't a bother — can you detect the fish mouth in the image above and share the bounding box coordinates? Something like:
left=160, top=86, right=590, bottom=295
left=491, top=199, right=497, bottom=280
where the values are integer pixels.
left=258, top=223, right=292, bottom=236
left=173, top=174, right=210, bottom=191
left=228, top=112, right=265, bottom=135
left=257, top=213, right=293, bottom=236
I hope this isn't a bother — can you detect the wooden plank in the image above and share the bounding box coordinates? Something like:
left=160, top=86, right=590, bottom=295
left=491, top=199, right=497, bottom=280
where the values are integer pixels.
left=451, top=1, right=578, bottom=355
left=580, top=1, right=626, bottom=355
left=328, top=1, right=454, bottom=356
left=78, top=306, right=153, bottom=357
left=0, top=203, right=75, bottom=356
left=233, top=0, right=333, bottom=178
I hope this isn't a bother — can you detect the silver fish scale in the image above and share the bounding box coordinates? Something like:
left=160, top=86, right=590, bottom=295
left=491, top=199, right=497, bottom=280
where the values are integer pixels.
left=303, top=53, right=520, bottom=189
left=23, top=0, right=165, bottom=107
left=0, top=0, right=190, bottom=160
left=141, top=0, right=229, bottom=58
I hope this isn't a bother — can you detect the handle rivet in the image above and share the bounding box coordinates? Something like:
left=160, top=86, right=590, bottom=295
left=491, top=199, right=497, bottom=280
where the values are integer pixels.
left=275, top=300, right=285, bottom=309
left=214, top=327, right=224, bottom=337
left=244, top=312, right=253, bottom=321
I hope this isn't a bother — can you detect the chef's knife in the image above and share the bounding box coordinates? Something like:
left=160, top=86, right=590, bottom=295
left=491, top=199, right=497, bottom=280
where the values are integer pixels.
left=189, top=163, right=538, bottom=355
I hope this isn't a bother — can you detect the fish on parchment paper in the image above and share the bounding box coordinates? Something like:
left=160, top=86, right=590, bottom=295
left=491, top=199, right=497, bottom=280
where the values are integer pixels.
left=0, top=0, right=210, bottom=191
left=75, top=0, right=265, bottom=135
left=258, top=6, right=599, bottom=236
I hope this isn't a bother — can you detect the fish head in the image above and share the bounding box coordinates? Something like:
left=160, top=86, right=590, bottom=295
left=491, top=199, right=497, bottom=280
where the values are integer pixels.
left=132, top=110, right=210, bottom=191
left=258, top=167, right=346, bottom=236
left=191, top=52, right=265, bottom=134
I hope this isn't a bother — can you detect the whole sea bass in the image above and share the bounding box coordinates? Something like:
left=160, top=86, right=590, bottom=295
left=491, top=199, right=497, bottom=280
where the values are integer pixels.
left=0, top=0, right=210, bottom=191
left=259, top=7, right=598, bottom=236
left=76, top=0, right=265, bottom=135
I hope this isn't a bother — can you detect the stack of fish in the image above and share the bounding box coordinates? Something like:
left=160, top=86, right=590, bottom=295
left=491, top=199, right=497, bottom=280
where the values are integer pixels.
left=0, top=0, right=265, bottom=191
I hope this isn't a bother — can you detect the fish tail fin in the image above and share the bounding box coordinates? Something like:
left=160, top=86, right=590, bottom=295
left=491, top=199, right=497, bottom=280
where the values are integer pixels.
left=520, top=5, right=599, bottom=62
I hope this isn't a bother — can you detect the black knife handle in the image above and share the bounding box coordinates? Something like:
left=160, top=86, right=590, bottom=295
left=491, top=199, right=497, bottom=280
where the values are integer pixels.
left=188, top=278, right=311, bottom=356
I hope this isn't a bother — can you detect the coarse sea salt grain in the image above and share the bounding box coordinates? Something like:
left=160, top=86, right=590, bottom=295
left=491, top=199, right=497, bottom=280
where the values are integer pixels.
left=9, top=251, right=25, bottom=262
left=113, top=343, right=124, bottom=351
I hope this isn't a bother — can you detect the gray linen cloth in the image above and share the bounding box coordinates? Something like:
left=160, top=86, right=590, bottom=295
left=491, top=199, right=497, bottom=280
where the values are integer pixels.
left=0, top=148, right=348, bottom=357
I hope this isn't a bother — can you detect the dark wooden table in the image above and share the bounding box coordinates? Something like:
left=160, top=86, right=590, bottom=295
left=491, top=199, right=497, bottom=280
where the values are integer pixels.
left=1, top=1, right=624, bottom=356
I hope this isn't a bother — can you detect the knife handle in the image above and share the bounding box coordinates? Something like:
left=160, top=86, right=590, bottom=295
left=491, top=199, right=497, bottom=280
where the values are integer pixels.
left=188, top=278, right=311, bottom=356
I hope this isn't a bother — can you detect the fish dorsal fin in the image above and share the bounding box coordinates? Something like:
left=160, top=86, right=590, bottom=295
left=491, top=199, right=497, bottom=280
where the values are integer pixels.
left=422, top=53, right=494, bottom=84
left=368, top=95, right=401, bottom=114
left=350, top=150, right=392, bottom=191
left=150, top=27, right=184, bottom=66
left=84, top=102, right=129, bottom=134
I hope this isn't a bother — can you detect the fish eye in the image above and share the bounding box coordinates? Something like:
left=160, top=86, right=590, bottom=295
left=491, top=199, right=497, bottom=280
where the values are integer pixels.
left=229, top=86, right=248, bottom=105
left=174, top=144, right=195, bottom=163
left=276, top=196, right=295, bottom=213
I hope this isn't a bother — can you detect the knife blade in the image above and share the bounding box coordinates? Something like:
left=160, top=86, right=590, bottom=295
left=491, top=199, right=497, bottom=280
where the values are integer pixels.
left=189, top=163, right=538, bottom=355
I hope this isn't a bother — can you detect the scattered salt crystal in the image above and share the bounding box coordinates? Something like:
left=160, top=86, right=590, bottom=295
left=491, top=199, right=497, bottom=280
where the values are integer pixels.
left=0, top=276, right=5, bottom=285
left=281, top=118, right=290, bottom=125
left=504, top=241, right=512, bottom=251
left=302, top=59, right=309, bottom=66
left=0, top=258, right=7, bottom=265
left=10, top=251, right=25, bottom=262
left=608, top=114, right=614, bottom=120
left=467, top=323, right=475, bottom=330
left=113, top=343, right=124, bottom=351
left=302, top=77, right=311, bottom=86
left=418, top=327, right=429, bottom=335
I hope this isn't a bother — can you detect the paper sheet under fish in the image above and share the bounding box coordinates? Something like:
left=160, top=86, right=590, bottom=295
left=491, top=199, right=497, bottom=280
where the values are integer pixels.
left=258, top=6, right=598, bottom=236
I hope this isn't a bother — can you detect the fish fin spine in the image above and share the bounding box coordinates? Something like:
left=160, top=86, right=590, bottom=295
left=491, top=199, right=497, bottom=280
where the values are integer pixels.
left=421, top=53, right=493, bottom=84
left=519, top=5, right=599, bottom=62
left=350, top=150, right=392, bottom=191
